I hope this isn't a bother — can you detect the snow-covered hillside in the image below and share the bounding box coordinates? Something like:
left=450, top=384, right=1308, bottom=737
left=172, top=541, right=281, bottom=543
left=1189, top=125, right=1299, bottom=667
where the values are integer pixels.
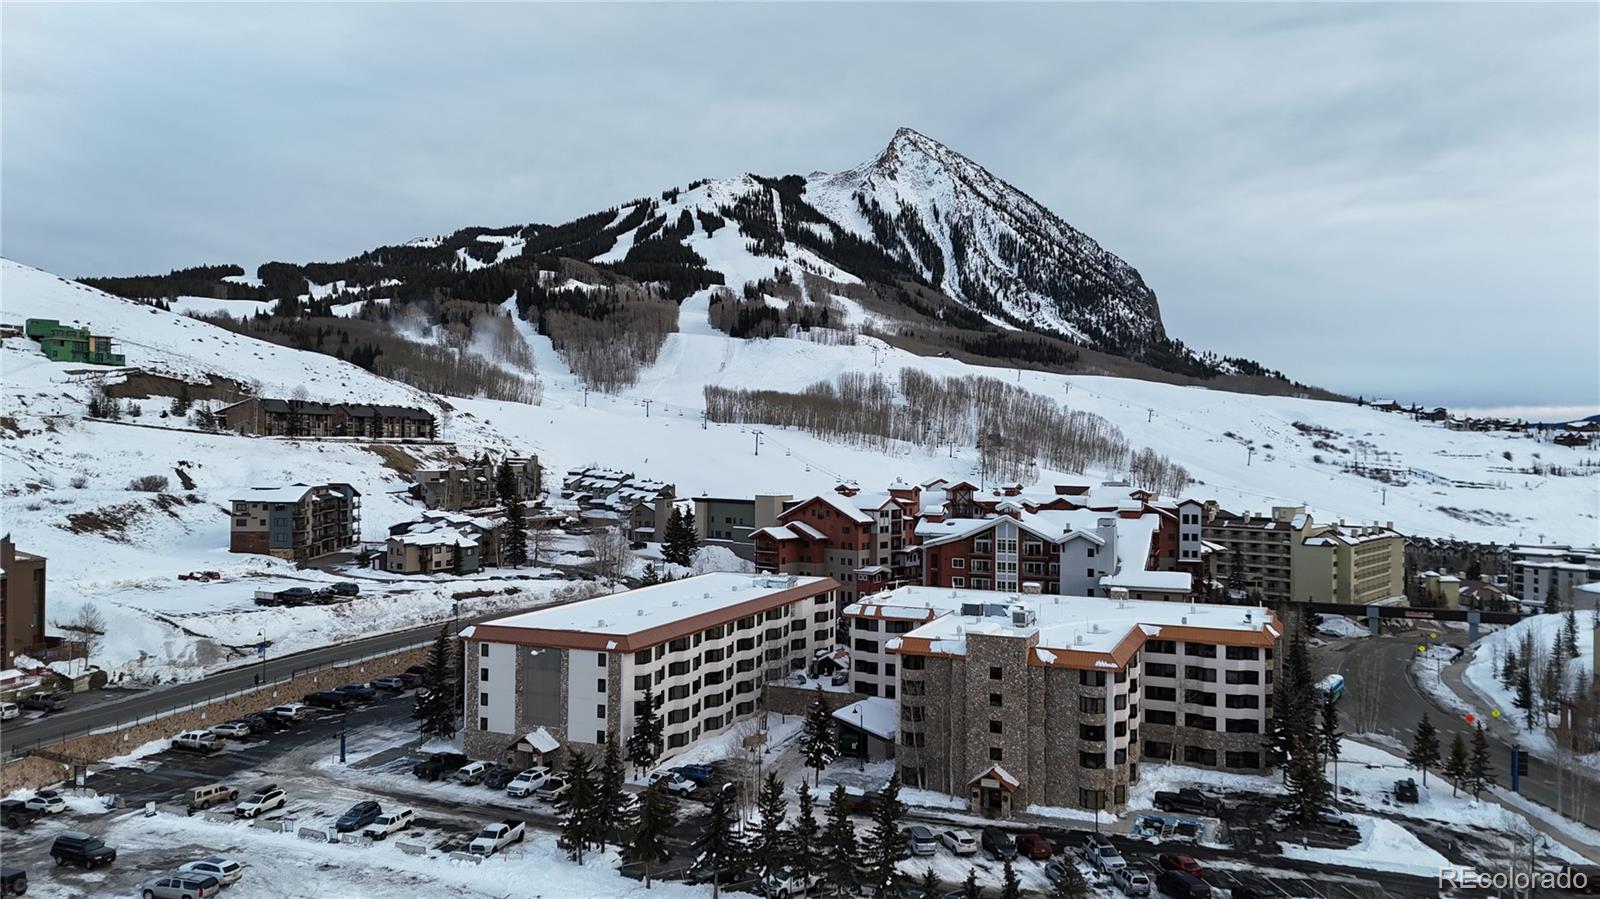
left=2, top=258, right=1594, bottom=683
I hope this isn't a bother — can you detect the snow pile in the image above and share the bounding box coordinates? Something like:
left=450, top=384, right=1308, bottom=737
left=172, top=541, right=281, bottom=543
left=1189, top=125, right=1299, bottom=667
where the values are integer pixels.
left=1315, top=616, right=1371, bottom=639
left=1280, top=813, right=1451, bottom=878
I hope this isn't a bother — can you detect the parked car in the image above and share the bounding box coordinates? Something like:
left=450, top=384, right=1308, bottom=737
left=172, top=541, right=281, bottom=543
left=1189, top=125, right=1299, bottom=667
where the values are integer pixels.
left=404, top=664, right=429, bottom=678
left=1, top=866, right=27, bottom=897
left=396, top=672, right=423, bottom=688
left=140, top=872, right=221, bottom=899
left=505, top=767, right=552, bottom=798
left=646, top=770, right=696, bottom=795
left=535, top=776, right=570, bottom=802
left=279, top=587, right=315, bottom=602
left=233, top=786, right=286, bottom=819
left=333, top=683, right=377, bottom=702
left=336, top=800, right=382, bottom=833
left=370, top=676, right=406, bottom=692
left=243, top=712, right=286, bottom=733
left=940, top=829, right=978, bottom=855
left=303, top=690, right=352, bottom=710
left=1153, top=788, right=1221, bottom=817
left=673, top=764, right=716, bottom=785
left=25, top=790, right=65, bottom=814
left=762, top=866, right=824, bottom=898
left=455, top=760, right=493, bottom=786
left=1015, top=832, right=1053, bottom=860
left=1394, top=778, right=1420, bottom=804
left=1043, top=860, right=1079, bottom=888
left=483, top=766, right=518, bottom=790
left=171, top=730, right=224, bottom=754
left=19, top=692, right=65, bottom=713
left=185, top=784, right=238, bottom=811
left=1158, top=854, right=1203, bottom=877
left=363, top=808, right=415, bottom=840
left=467, top=820, right=525, bottom=856
left=903, top=824, right=938, bottom=856
left=0, top=702, right=19, bottom=721
left=1156, top=869, right=1210, bottom=898
left=269, top=703, right=307, bottom=721
left=1112, top=866, right=1154, bottom=897
left=412, top=752, right=468, bottom=781
left=1080, top=834, right=1126, bottom=872
left=0, top=800, right=44, bottom=830
left=982, top=827, right=1018, bottom=861
left=209, top=720, right=252, bottom=739
left=50, top=831, right=116, bottom=869
left=178, top=856, right=244, bottom=886
left=328, top=582, right=361, bottom=596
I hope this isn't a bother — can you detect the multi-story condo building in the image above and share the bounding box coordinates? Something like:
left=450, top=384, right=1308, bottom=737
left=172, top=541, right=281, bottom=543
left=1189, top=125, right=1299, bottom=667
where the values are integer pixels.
left=691, top=494, right=792, bottom=544
left=414, top=456, right=540, bottom=512
left=886, top=585, right=1278, bottom=817
left=1294, top=523, right=1404, bottom=604
left=752, top=486, right=920, bottom=602
left=0, top=536, right=47, bottom=668
left=385, top=511, right=505, bottom=575
left=460, top=573, right=839, bottom=768
left=228, top=483, right=361, bottom=561
left=217, top=398, right=436, bottom=439
left=1203, top=506, right=1311, bottom=602
left=24, top=318, right=126, bottom=366
left=562, top=467, right=675, bottom=543
left=843, top=590, right=969, bottom=698
left=1508, top=545, right=1600, bottom=607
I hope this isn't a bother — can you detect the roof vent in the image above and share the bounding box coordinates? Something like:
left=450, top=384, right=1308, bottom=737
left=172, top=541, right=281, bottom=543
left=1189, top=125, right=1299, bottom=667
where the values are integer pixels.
left=1244, top=611, right=1253, bottom=624
left=1181, top=616, right=1188, bottom=625
left=1074, top=633, right=1085, bottom=646
left=597, top=619, right=606, bottom=628
left=637, top=609, right=646, bottom=617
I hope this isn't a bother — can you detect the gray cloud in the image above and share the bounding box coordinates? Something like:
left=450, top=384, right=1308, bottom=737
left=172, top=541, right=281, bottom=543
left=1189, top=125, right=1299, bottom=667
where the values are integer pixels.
left=2, top=2, right=1594, bottom=408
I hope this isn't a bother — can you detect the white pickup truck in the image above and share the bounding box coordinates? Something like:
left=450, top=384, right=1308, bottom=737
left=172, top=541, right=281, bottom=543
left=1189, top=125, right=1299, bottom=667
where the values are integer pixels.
left=362, top=808, right=415, bottom=840
left=467, top=820, right=525, bottom=856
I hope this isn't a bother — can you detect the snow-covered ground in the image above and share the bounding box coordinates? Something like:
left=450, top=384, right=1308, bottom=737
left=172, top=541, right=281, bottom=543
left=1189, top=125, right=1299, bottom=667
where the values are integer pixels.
left=1460, top=612, right=1597, bottom=757
left=1280, top=813, right=1450, bottom=878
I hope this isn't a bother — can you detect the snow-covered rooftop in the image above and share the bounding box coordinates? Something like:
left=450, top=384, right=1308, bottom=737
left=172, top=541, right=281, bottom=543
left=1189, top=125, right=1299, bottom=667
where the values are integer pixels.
left=833, top=696, right=896, bottom=741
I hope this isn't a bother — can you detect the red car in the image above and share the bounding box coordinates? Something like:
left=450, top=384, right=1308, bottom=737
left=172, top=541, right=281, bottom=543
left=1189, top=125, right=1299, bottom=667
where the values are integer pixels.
left=1158, top=853, right=1203, bottom=876
left=1015, top=832, right=1053, bottom=860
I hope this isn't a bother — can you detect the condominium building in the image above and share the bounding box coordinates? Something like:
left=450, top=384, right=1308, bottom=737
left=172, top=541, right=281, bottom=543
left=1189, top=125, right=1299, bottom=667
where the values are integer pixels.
left=228, top=483, right=361, bottom=561
left=562, top=467, right=676, bottom=542
left=415, top=456, right=540, bottom=512
left=692, top=493, right=792, bottom=544
left=1508, top=546, right=1600, bottom=607
left=888, top=586, right=1279, bottom=816
left=752, top=486, right=920, bottom=602
left=385, top=511, right=505, bottom=575
left=1203, top=506, right=1311, bottom=602
left=1294, top=523, right=1404, bottom=604
left=459, top=573, right=839, bottom=768
left=1, top=537, right=47, bottom=668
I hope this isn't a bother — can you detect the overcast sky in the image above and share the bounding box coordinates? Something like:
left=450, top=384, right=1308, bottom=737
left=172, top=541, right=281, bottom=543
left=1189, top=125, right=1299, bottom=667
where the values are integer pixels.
left=3, top=3, right=1595, bottom=410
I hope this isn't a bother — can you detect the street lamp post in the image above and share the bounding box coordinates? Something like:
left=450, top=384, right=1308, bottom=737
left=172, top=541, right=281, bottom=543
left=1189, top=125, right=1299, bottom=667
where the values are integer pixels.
left=256, top=629, right=267, bottom=686
left=856, top=706, right=865, bottom=771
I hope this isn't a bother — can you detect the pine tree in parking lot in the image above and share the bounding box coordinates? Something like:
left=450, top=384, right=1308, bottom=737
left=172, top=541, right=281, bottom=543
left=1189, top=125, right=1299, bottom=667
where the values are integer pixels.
left=663, top=507, right=699, bottom=565
left=414, top=625, right=456, bottom=739
left=624, top=784, right=676, bottom=889
left=1467, top=723, right=1495, bottom=798
left=558, top=749, right=599, bottom=863
left=694, top=784, right=746, bottom=899
left=1319, top=697, right=1343, bottom=799
left=999, top=858, right=1021, bottom=899
left=799, top=686, right=838, bottom=787
left=1408, top=712, right=1440, bottom=785
left=1443, top=732, right=1469, bottom=797
left=628, top=685, right=663, bottom=774
left=918, top=867, right=940, bottom=898
left=597, top=731, right=626, bottom=850
left=752, top=772, right=791, bottom=879
left=1285, top=740, right=1333, bottom=848
left=820, top=785, right=861, bottom=898
left=789, top=781, right=821, bottom=875
left=861, top=773, right=909, bottom=898
left=961, top=867, right=981, bottom=899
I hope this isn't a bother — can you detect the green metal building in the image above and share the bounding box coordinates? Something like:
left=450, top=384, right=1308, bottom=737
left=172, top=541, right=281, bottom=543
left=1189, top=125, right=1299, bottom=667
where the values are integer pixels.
left=24, top=319, right=127, bottom=366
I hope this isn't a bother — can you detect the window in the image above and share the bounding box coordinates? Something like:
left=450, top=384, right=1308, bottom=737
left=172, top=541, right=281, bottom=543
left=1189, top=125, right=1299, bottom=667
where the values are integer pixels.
left=902, top=766, right=927, bottom=788
left=854, top=659, right=879, bottom=675
left=480, top=668, right=489, bottom=682
left=1146, top=640, right=1177, bottom=654
left=1184, top=713, right=1217, bottom=731
left=902, top=705, right=926, bottom=722
left=596, top=704, right=606, bottom=718
left=1224, top=646, right=1259, bottom=661
left=903, top=655, right=925, bottom=671
left=634, top=650, right=652, bottom=665
left=1224, top=670, right=1260, bottom=685
left=989, top=720, right=1003, bottom=734
left=1144, top=740, right=1171, bottom=759
left=856, top=618, right=880, bottom=632
left=1224, top=694, right=1260, bottom=709
left=1183, top=745, right=1217, bottom=766
left=1079, top=788, right=1106, bottom=808
left=1225, top=751, right=1261, bottom=769
left=1079, top=671, right=1106, bottom=687
left=1145, top=709, right=1176, bottom=725
left=1144, top=685, right=1176, bottom=702
left=990, top=666, right=1003, bottom=680
left=597, top=652, right=607, bottom=665
left=1184, top=666, right=1217, bottom=683
left=1225, top=719, right=1260, bottom=734
left=1114, top=748, right=1127, bottom=765
left=950, top=577, right=966, bottom=588
left=1079, top=696, right=1106, bottom=714
left=480, top=692, right=489, bottom=706
left=1146, top=662, right=1176, bottom=678
left=855, top=638, right=879, bottom=653
left=481, top=643, right=490, bottom=657
left=989, top=693, right=1003, bottom=708
left=479, top=716, right=488, bottom=730
left=1079, top=752, right=1105, bottom=769
left=951, top=558, right=965, bottom=569
left=902, top=732, right=926, bottom=748
left=1184, top=642, right=1217, bottom=658
left=1085, top=568, right=1096, bottom=577
left=597, top=678, right=606, bottom=692
left=989, top=746, right=1004, bottom=761
left=1079, top=724, right=1105, bottom=741
left=1184, top=689, right=1217, bottom=707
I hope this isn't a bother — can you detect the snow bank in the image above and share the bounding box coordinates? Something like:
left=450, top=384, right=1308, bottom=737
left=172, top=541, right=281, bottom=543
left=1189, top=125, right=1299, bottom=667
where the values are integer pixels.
left=1281, top=814, right=1451, bottom=878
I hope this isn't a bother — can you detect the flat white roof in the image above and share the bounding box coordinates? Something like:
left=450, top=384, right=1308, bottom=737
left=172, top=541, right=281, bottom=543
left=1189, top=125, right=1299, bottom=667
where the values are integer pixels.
left=479, top=572, right=832, bottom=637
left=882, top=585, right=1272, bottom=656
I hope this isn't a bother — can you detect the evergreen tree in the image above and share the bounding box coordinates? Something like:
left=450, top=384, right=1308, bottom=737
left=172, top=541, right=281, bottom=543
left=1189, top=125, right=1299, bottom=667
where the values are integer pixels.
left=558, top=749, right=599, bottom=863
left=640, top=562, right=661, bottom=586
left=999, top=859, right=1021, bottom=899
left=681, top=508, right=700, bottom=559
left=1267, top=672, right=1293, bottom=780
left=413, top=625, right=457, bottom=739
left=627, top=685, right=663, bottom=774
left=597, top=731, right=626, bottom=850
left=1408, top=712, right=1440, bottom=785
left=1320, top=698, right=1343, bottom=800
left=1467, top=723, right=1495, bottom=799
left=662, top=507, right=696, bottom=565
left=624, top=784, right=675, bottom=889
left=799, top=686, right=838, bottom=786
left=1047, top=862, right=1088, bottom=899
left=861, top=773, right=909, bottom=898
left=1284, top=629, right=1316, bottom=745
left=789, top=782, right=821, bottom=876
left=1442, top=733, right=1469, bottom=797
left=1500, top=647, right=1519, bottom=689
left=1226, top=550, right=1247, bottom=599
left=1545, top=582, right=1562, bottom=615
left=1285, top=743, right=1333, bottom=847
left=1514, top=665, right=1537, bottom=728
left=694, top=785, right=746, bottom=899
left=918, top=868, right=940, bottom=899
left=752, top=772, right=790, bottom=880
left=1564, top=609, right=1581, bottom=659
left=962, top=868, right=981, bottom=899
left=820, top=786, right=860, bottom=898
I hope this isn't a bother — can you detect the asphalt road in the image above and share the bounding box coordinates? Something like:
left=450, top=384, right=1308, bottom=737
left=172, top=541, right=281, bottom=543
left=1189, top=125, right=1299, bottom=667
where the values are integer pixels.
left=1319, top=630, right=1600, bottom=832
left=0, top=594, right=572, bottom=756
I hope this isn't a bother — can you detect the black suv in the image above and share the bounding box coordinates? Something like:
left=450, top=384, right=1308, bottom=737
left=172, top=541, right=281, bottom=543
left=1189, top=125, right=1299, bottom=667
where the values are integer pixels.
left=50, top=831, right=116, bottom=869
left=304, top=690, right=352, bottom=710
left=0, top=800, right=43, bottom=830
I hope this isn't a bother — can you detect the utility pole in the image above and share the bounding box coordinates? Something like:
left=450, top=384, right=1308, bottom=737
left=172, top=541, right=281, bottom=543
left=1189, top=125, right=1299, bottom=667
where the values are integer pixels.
left=754, top=431, right=762, bottom=456
left=256, top=629, right=267, bottom=686
left=1147, top=408, right=1154, bottom=423
left=1247, top=446, right=1254, bottom=467
left=583, top=388, right=589, bottom=408
left=642, top=399, right=652, bottom=418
